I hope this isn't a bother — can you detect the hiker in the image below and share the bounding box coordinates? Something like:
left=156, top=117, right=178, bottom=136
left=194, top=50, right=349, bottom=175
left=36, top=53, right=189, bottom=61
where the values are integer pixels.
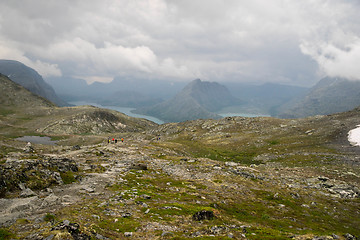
left=115, top=139, right=118, bottom=143
left=121, top=138, right=124, bottom=142
left=112, top=138, right=115, bottom=143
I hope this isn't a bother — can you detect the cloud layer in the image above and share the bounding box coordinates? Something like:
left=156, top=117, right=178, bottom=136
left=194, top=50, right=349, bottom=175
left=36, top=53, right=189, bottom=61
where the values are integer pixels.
left=0, top=0, right=359, bottom=85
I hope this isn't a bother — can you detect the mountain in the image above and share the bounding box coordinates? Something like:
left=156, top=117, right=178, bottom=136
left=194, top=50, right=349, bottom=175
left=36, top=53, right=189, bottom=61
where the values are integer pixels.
left=134, top=79, right=241, bottom=122
left=1, top=71, right=360, bottom=238
left=0, top=73, right=157, bottom=136
left=0, top=60, right=68, bottom=106
left=45, top=76, right=187, bottom=105
left=98, top=90, right=163, bottom=107
left=278, top=77, right=360, bottom=118
left=223, top=82, right=309, bottom=116
left=0, top=73, right=55, bottom=109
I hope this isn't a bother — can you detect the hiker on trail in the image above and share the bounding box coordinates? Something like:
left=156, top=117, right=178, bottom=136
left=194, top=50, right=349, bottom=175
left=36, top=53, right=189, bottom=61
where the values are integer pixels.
left=108, top=138, right=111, bottom=144
left=115, top=139, right=118, bottom=143
left=112, top=138, right=115, bottom=143
left=121, top=138, right=124, bottom=142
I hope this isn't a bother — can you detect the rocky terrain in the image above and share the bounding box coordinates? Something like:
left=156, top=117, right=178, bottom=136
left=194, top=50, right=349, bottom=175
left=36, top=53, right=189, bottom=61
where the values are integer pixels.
left=1, top=75, right=360, bottom=239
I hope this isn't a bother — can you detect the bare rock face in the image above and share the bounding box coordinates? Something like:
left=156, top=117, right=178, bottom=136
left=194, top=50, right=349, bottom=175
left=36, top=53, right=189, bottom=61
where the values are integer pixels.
left=0, top=156, right=78, bottom=197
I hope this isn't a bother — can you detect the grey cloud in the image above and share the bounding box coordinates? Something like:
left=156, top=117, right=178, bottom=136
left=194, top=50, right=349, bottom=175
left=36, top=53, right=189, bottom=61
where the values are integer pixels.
left=0, top=0, right=359, bottom=84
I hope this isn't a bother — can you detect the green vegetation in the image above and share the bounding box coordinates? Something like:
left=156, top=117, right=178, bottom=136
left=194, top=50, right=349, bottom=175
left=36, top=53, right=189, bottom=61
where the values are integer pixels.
left=0, top=228, right=15, bottom=240
left=60, top=171, right=76, bottom=184
left=44, top=213, right=56, bottom=223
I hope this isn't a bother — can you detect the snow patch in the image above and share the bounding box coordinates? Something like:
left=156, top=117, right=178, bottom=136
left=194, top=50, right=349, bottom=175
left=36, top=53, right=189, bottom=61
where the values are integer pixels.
left=348, top=125, right=360, bottom=146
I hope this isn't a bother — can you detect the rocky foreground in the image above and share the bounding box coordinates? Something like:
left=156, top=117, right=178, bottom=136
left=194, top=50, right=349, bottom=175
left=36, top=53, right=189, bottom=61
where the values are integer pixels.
left=1, top=108, right=360, bottom=239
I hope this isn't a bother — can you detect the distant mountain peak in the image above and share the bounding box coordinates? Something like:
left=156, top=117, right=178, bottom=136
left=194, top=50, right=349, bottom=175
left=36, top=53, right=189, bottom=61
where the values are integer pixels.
left=134, top=79, right=241, bottom=122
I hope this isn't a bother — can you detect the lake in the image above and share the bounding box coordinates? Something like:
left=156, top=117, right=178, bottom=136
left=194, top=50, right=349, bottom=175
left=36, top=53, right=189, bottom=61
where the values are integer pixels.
left=69, top=101, right=165, bottom=124
left=70, top=101, right=269, bottom=124
left=16, top=136, right=58, bottom=145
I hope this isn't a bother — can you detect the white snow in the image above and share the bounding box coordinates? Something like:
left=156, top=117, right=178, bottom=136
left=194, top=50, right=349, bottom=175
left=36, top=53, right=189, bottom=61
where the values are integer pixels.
left=348, top=125, right=360, bottom=147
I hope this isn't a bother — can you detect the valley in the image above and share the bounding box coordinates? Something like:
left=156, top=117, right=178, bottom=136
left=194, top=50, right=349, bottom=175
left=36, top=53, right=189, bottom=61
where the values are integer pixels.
left=1, top=98, right=359, bottom=239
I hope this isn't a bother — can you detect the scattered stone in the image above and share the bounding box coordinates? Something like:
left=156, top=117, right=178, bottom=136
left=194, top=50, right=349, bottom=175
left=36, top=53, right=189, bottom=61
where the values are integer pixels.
left=122, top=212, right=132, bottom=218
left=344, top=233, right=356, bottom=240
left=290, top=192, right=300, bottom=199
left=225, top=162, right=238, bottom=167
left=130, top=163, right=148, bottom=170
left=81, top=186, right=95, bottom=193
left=43, top=234, right=54, bottom=240
left=72, top=145, right=81, bottom=150
left=124, top=232, right=133, bottom=237
left=210, top=226, right=227, bottom=234
left=20, top=188, right=37, bottom=198
left=331, top=234, right=340, bottom=239
left=24, top=233, right=43, bottom=240
left=95, top=233, right=110, bottom=240
left=161, top=231, right=173, bottom=237
left=24, top=142, right=34, bottom=153
left=318, top=176, right=329, bottom=182
left=192, top=210, right=215, bottom=221
left=213, top=165, right=222, bottom=170
left=52, top=220, right=91, bottom=240
left=41, top=193, right=60, bottom=207
left=140, top=194, right=151, bottom=199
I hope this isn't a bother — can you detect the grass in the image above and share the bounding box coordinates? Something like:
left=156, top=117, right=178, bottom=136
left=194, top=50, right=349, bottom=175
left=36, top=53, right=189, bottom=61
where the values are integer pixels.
left=60, top=171, right=77, bottom=184
left=43, top=213, right=56, bottom=223
left=0, top=228, right=15, bottom=240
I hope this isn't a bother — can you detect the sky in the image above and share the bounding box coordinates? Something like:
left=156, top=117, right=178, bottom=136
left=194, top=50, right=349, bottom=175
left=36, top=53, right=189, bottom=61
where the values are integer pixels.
left=0, top=0, right=359, bottom=86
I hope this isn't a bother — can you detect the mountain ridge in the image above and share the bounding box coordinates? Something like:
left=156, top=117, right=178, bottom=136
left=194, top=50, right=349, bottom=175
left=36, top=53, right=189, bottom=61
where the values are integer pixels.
left=278, top=76, right=360, bottom=118
left=0, top=60, right=68, bottom=106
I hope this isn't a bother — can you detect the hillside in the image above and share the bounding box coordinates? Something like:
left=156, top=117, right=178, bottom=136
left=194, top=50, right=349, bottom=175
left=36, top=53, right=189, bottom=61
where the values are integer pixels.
left=279, top=77, right=360, bottom=118
left=135, top=79, right=241, bottom=122
left=0, top=74, right=360, bottom=239
left=224, top=82, right=309, bottom=116
left=0, top=73, right=157, bottom=137
left=0, top=60, right=68, bottom=106
left=0, top=74, right=55, bottom=109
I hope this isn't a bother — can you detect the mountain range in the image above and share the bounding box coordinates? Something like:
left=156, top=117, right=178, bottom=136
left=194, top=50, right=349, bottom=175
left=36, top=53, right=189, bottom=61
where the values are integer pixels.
left=279, top=76, right=360, bottom=118
left=2, top=59, right=360, bottom=122
left=0, top=68, right=359, bottom=239
left=0, top=60, right=68, bottom=106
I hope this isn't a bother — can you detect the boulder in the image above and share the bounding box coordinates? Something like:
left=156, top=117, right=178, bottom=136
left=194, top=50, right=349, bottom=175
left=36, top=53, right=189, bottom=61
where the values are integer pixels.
left=192, top=210, right=215, bottom=221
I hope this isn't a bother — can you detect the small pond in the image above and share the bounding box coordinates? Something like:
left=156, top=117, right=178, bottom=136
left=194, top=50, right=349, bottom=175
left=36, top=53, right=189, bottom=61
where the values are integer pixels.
left=16, top=136, right=58, bottom=145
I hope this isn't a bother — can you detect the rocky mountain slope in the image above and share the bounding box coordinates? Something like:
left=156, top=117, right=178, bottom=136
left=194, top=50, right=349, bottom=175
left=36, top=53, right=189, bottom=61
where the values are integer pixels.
left=279, top=77, right=360, bottom=118
left=0, top=60, right=68, bottom=106
left=0, top=75, right=359, bottom=239
left=0, top=74, right=55, bottom=109
left=0, top=74, right=157, bottom=138
left=135, top=79, right=241, bottom=122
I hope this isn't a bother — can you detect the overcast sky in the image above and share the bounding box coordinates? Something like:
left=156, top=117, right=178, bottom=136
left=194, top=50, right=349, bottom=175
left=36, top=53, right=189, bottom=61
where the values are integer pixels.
left=0, top=0, right=359, bottom=86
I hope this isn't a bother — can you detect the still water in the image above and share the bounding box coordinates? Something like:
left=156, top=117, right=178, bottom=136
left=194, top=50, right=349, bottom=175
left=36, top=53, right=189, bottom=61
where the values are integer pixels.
left=69, top=101, right=165, bottom=124
left=70, top=101, right=269, bottom=124
left=16, top=136, right=58, bottom=145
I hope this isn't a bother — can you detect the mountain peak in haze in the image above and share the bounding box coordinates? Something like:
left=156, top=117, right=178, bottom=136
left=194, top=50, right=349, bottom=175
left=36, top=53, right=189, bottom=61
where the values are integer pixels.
left=134, top=79, right=241, bottom=122
left=0, top=60, right=68, bottom=106
left=278, top=76, right=360, bottom=118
